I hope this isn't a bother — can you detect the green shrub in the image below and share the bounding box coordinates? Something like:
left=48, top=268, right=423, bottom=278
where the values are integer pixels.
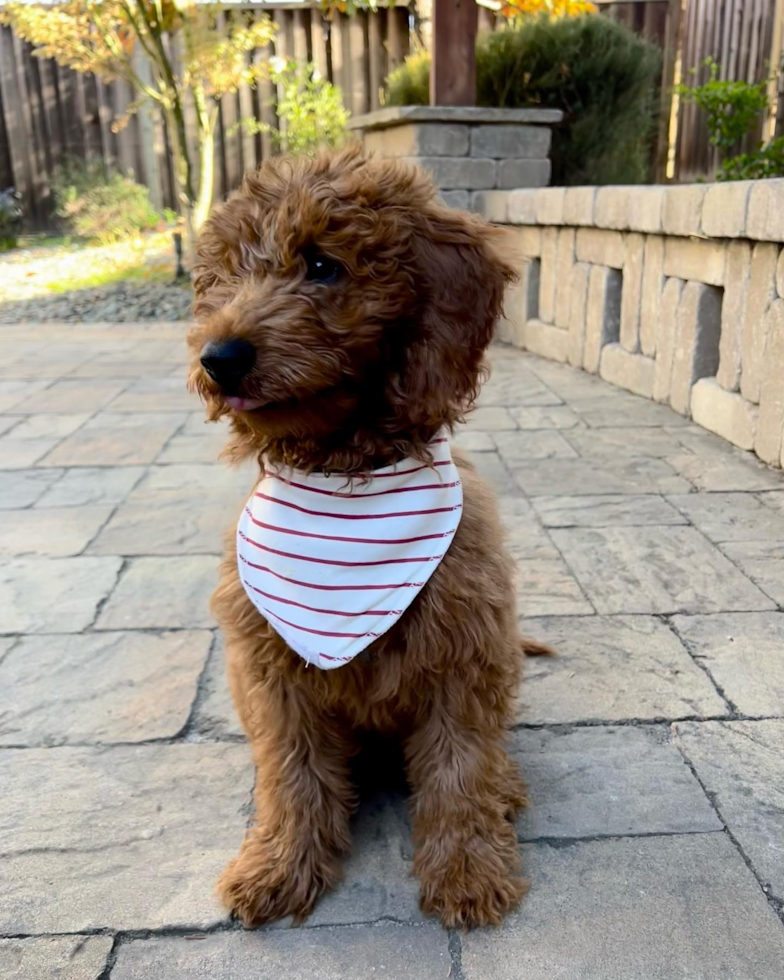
left=386, top=49, right=430, bottom=108
left=385, top=15, right=661, bottom=185
left=0, top=188, right=23, bottom=250
left=238, top=60, right=349, bottom=156
left=51, top=159, right=160, bottom=243
left=676, top=59, right=784, bottom=181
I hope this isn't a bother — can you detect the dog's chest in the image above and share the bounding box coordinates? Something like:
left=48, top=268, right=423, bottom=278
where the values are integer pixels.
left=237, top=435, right=463, bottom=670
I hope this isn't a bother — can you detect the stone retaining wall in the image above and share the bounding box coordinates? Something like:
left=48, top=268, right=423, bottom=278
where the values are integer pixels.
left=349, top=106, right=562, bottom=211
left=477, top=180, right=784, bottom=468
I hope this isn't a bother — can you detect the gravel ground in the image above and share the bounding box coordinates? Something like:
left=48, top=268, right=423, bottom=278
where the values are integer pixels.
left=0, top=235, right=192, bottom=323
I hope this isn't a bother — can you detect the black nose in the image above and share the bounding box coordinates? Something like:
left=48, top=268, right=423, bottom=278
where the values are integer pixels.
left=200, top=339, right=256, bottom=389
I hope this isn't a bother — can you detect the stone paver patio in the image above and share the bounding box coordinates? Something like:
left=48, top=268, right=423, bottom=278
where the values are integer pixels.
left=1, top=321, right=784, bottom=979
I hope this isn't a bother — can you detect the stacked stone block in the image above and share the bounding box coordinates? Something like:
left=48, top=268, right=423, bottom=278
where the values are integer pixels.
left=349, top=106, right=562, bottom=211
left=475, top=178, right=784, bottom=471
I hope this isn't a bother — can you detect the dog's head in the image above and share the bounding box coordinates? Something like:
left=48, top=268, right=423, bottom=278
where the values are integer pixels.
left=188, top=145, right=515, bottom=470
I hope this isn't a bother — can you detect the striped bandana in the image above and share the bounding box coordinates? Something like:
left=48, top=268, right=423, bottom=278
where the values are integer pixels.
left=237, top=432, right=463, bottom=669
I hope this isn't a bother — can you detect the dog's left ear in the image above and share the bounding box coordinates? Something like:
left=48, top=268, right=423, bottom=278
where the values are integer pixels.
left=395, top=203, right=517, bottom=427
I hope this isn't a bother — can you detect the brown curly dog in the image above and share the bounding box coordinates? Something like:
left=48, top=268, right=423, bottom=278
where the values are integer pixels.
left=187, top=145, right=547, bottom=930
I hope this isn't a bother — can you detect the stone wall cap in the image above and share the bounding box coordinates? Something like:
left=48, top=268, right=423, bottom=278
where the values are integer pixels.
left=348, top=106, right=564, bottom=131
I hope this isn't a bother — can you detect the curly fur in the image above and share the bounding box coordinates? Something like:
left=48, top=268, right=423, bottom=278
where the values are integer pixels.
left=188, top=145, right=546, bottom=929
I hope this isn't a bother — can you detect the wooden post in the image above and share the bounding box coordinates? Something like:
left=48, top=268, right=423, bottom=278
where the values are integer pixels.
left=655, top=0, right=684, bottom=183
left=764, top=0, right=784, bottom=144
left=430, top=0, right=477, bottom=106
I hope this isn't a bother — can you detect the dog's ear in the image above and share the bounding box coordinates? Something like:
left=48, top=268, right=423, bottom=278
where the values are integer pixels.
left=391, top=204, right=516, bottom=428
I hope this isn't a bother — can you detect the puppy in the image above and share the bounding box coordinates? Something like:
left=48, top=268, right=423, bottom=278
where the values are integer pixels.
left=188, top=145, right=534, bottom=929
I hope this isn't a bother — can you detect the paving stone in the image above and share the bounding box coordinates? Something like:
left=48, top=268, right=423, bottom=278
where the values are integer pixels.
left=0, top=379, right=54, bottom=412
left=402, top=155, right=496, bottom=189
left=564, top=425, right=687, bottom=457
left=466, top=405, right=518, bottom=430
left=578, top=395, right=690, bottom=428
left=677, top=720, right=784, bottom=902
left=667, top=491, right=784, bottom=542
left=492, top=429, right=578, bottom=460
left=89, top=486, right=237, bottom=556
left=9, top=379, right=127, bottom=415
left=478, top=371, right=560, bottom=407
left=190, top=637, right=243, bottom=739
left=628, top=185, right=665, bottom=234
left=36, top=465, right=145, bottom=507
left=303, top=792, right=424, bottom=927
left=0, top=416, right=19, bottom=436
left=0, top=436, right=61, bottom=468
left=5, top=412, right=92, bottom=439
left=0, top=630, right=211, bottom=746
left=533, top=494, right=686, bottom=528
left=452, top=429, right=495, bottom=452
left=0, top=506, right=112, bottom=558
left=365, top=120, right=469, bottom=157
left=0, top=557, right=122, bottom=634
left=508, top=405, right=579, bottom=429
left=665, top=452, right=783, bottom=491
left=506, top=188, right=536, bottom=223
left=0, top=468, right=63, bottom=508
left=107, top=377, right=197, bottom=412
left=717, top=539, right=784, bottom=605
left=499, top=496, right=560, bottom=560
left=512, top=457, right=691, bottom=496
left=111, top=924, right=450, bottom=980
left=745, top=176, right=784, bottom=241
left=96, top=556, right=218, bottom=630
left=39, top=412, right=186, bottom=467
left=0, top=936, right=113, bottom=980
left=515, top=615, right=726, bottom=724
left=690, top=377, right=758, bottom=451
left=461, top=834, right=784, bottom=980
left=155, top=429, right=227, bottom=463
left=472, top=452, right=519, bottom=495
left=181, top=412, right=231, bottom=437
left=671, top=613, right=784, bottom=717
left=514, top=558, right=593, bottom=616
left=551, top=526, right=775, bottom=614
left=0, top=742, right=251, bottom=932
left=512, top=726, right=721, bottom=839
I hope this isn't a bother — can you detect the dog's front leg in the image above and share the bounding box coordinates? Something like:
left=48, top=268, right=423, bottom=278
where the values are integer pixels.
left=217, top=679, right=355, bottom=926
left=405, top=694, right=527, bottom=928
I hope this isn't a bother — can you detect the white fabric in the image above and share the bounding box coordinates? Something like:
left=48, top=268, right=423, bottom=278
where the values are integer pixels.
left=237, top=433, right=463, bottom=669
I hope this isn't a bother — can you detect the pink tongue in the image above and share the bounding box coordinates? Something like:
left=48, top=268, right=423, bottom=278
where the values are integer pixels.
left=225, top=396, right=264, bottom=411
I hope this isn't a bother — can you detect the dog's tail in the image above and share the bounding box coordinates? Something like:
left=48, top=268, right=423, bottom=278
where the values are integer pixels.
left=520, top=636, right=556, bottom=657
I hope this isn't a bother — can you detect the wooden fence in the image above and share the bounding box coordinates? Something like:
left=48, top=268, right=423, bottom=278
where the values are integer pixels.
left=2, top=0, right=784, bottom=229
left=0, top=2, right=410, bottom=227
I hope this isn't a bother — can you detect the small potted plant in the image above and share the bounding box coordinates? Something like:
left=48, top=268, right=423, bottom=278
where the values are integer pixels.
left=0, top=188, right=23, bottom=251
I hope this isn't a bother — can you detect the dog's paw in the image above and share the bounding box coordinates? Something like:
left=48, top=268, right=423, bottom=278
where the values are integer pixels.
left=217, top=839, right=339, bottom=926
left=417, top=840, right=528, bottom=929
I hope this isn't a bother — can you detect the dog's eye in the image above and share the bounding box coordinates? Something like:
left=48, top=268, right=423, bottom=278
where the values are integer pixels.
left=304, top=250, right=341, bottom=284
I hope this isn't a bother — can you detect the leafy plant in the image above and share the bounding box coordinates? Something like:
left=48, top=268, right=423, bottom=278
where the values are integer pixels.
left=676, top=57, right=783, bottom=180
left=499, top=0, right=598, bottom=17
left=0, top=188, right=23, bottom=251
left=1, top=1, right=276, bottom=248
left=386, top=15, right=660, bottom=185
left=51, top=158, right=161, bottom=243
